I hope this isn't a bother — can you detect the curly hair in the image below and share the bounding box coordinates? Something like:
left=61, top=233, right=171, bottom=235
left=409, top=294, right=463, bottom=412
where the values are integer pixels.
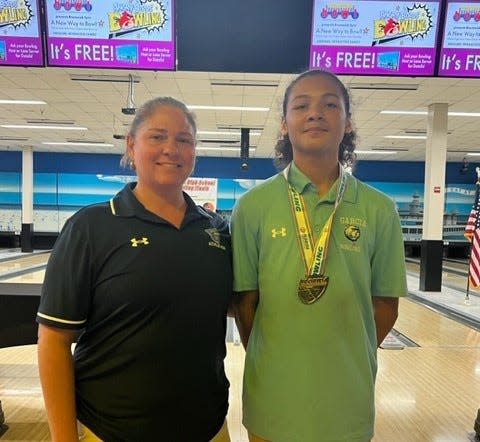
left=273, top=70, right=357, bottom=171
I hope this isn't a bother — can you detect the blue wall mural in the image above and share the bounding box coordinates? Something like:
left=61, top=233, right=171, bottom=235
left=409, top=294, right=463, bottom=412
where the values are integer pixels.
left=0, top=151, right=478, bottom=243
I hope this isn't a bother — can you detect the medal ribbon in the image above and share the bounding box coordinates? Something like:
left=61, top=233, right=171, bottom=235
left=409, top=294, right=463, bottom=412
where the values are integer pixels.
left=283, top=164, right=347, bottom=277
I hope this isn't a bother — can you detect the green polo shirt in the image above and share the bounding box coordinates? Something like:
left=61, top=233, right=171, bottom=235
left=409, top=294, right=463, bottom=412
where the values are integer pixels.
left=37, top=183, right=232, bottom=442
left=231, top=163, right=407, bottom=442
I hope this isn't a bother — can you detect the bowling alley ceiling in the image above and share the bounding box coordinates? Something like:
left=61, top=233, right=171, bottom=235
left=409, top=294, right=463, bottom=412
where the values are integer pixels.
left=0, top=66, right=479, bottom=162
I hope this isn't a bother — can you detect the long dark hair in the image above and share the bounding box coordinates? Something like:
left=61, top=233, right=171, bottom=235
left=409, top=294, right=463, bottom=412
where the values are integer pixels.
left=273, top=70, right=357, bottom=170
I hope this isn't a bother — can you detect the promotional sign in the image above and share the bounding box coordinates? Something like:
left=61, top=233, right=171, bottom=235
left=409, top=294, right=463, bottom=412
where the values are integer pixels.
left=438, top=1, right=480, bottom=77
left=45, top=0, right=175, bottom=69
left=183, top=178, right=218, bottom=211
left=309, top=0, right=441, bottom=75
left=0, top=0, right=44, bottom=66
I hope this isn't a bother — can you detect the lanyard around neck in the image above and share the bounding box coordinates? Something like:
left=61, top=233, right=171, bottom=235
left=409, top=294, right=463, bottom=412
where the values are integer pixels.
left=283, top=163, right=347, bottom=276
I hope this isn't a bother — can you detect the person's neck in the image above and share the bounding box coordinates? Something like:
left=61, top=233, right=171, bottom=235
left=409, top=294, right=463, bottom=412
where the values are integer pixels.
left=293, top=155, right=340, bottom=197
left=133, top=183, right=187, bottom=228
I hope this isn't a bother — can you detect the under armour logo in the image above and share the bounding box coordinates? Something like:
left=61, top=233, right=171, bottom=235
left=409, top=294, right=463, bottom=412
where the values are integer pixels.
left=130, top=237, right=149, bottom=247
left=271, top=227, right=287, bottom=238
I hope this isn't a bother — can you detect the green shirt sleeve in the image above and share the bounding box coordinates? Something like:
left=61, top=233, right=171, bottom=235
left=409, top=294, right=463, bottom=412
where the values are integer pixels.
left=370, top=201, right=407, bottom=298
left=231, top=193, right=260, bottom=292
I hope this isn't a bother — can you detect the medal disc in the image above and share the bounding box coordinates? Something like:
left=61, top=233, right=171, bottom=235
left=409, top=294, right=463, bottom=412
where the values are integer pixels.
left=297, top=275, right=329, bottom=304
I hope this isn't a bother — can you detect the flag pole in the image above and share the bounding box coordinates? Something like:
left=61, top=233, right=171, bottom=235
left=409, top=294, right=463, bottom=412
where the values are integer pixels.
left=465, top=241, right=471, bottom=303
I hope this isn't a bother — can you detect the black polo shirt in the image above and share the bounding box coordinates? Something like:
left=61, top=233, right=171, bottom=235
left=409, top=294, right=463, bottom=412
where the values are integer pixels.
left=37, top=183, right=232, bottom=442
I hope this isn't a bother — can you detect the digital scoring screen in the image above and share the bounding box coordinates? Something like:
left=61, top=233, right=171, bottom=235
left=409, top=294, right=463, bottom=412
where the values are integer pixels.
left=309, top=0, right=441, bottom=75
left=0, top=0, right=44, bottom=66
left=45, top=0, right=175, bottom=70
left=438, top=1, right=480, bottom=77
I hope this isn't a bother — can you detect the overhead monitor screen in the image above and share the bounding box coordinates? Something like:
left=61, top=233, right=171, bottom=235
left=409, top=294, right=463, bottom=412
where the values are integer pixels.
left=309, top=0, right=441, bottom=75
left=0, top=0, right=44, bottom=66
left=45, top=0, right=174, bottom=70
left=438, top=1, right=480, bottom=77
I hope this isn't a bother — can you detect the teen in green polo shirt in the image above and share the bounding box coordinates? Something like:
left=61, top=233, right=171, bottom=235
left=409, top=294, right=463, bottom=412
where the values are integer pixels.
left=232, top=70, right=407, bottom=442
left=37, top=97, right=232, bottom=442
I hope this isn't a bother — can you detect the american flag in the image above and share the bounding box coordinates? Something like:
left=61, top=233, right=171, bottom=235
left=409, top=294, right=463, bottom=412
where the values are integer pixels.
left=464, top=183, right=480, bottom=287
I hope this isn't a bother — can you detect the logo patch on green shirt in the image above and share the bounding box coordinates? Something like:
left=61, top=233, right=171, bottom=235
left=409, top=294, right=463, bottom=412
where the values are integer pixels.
left=344, top=225, right=361, bottom=242
left=271, top=227, right=287, bottom=238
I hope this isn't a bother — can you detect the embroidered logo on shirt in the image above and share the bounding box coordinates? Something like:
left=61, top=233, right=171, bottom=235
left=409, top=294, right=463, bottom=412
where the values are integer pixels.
left=130, top=237, right=149, bottom=247
left=339, top=216, right=366, bottom=227
left=344, top=225, right=361, bottom=242
left=205, top=228, right=226, bottom=250
left=271, top=227, right=287, bottom=238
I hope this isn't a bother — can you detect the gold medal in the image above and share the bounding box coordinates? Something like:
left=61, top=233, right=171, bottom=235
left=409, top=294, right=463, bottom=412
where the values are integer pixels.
left=297, top=275, right=329, bottom=304
left=284, top=163, right=347, bottom=305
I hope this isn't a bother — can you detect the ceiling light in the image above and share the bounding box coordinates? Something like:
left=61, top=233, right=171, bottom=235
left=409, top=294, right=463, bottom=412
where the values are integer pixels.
left=0, top=99, right=46, bottom=105
left=381, top=110, right=480, bottom=117
left=217, top=124, right=264, bottom=131
left=210, top=79, right=278, bottom=87
left=2, top=124, right=87, bottom=130
left=371, top=147, right=408, bottom=151
left=197, top=130, right=261, bottom=136
left=350, top=83, right=418, bottom=91
left=466, top=153, right=480, bottom=157
left=356, top=150, right=397, bottom=155
left=199, top=139, right=239, bottom=144
left=197, top=146, right=257, bottom=152
left=188, top=105, right=269, bottom=112
left=26, top=119, right=75, bottom=125
left=381, top=110, right=427, bottom=115
left=403, top=129, right=452, bottom=135
left=70, top=74, right=140, bottom=83
left=384, top=135, right=426, bottom=139
left=0, top=136, right=29, bottom=141
left=42, top=142, right=113, bottom=147
left=449, top=112, right=480, bottom=117
left=403, top=129, right=427, bottom=134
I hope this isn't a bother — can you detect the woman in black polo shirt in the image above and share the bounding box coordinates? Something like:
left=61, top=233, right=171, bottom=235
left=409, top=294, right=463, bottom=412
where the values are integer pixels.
left=37, top=97, right=233, bottom=442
